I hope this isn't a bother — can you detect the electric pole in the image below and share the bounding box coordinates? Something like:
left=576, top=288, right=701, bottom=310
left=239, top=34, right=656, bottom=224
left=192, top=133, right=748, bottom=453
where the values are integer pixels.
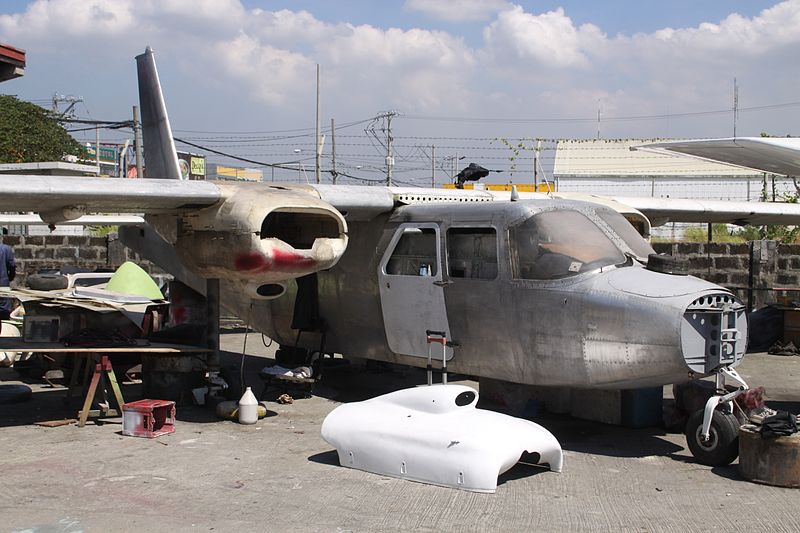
left=331, top=118, right=337, bottom=184
left=133, top=105, right=144, bottom=179
left=315, top=64, right=321, bottom=184
left=386, top=111, right=397, bottom=186
left=431, top=145, right=435, bottom=188
left=733, top=77, right=739, bottom=137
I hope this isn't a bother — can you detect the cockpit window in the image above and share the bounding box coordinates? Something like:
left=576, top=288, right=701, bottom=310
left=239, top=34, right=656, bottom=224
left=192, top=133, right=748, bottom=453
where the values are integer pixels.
left=597, top=209, right=655, bottom=259
left=511, top=210, right=625, bottom=280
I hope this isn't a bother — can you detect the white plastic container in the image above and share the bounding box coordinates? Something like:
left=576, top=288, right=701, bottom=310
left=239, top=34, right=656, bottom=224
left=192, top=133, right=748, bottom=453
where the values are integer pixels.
left=238, top=386, right=258, bottom=424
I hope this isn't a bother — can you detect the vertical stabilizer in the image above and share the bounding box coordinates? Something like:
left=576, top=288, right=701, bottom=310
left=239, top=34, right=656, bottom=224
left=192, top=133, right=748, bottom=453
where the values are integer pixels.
left=136, top=46, right=182, bottom=179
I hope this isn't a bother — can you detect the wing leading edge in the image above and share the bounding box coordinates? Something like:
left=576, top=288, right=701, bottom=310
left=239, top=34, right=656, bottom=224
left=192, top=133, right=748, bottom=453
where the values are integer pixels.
left=636, top=137, right=800, bottom=177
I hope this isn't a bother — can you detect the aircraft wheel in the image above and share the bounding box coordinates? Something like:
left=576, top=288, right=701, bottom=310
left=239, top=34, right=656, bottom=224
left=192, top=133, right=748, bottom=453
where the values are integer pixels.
left=685, top=408, right=740, bottom=466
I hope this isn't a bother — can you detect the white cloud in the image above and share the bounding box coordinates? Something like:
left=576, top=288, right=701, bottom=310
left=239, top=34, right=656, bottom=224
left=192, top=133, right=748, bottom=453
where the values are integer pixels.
left=404, top=0, right=509, bottom=22
left=483, top=6, right=606, bottom=68
left=214, top=33, right=315, bottom=106
left=0, top=0, right=136, bottom=38
left=2, top=0, right=800, bottom=141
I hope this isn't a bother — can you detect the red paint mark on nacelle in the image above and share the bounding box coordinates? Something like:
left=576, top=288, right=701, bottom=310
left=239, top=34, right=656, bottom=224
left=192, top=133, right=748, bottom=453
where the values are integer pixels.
left=235, top=252, right=269, bottom=272
left=234, top=250, right=316, bottom=272
left=271, top=249, right=316, bottom=269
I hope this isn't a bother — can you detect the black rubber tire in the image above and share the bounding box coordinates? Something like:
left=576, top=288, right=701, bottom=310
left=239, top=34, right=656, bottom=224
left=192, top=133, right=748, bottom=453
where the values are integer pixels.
left=685, top=408, right=740, bottom=466
left=26, top=273, right=68, bottom=290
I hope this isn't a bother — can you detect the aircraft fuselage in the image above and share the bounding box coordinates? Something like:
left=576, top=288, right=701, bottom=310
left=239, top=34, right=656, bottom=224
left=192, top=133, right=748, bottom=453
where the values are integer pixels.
left=229, top=199, right=747, bottom=389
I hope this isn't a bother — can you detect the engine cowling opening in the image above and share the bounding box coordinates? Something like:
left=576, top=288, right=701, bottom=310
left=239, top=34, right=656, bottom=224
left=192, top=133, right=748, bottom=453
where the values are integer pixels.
left=261, top=211, right=341, bottom=250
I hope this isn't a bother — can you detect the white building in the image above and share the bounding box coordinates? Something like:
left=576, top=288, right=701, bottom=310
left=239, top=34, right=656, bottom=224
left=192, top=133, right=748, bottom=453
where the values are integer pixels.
left=553, top=139, right=795, bottom=238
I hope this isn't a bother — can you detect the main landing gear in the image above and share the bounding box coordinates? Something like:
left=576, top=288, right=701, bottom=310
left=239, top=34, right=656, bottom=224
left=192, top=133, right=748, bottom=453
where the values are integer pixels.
left=684, top=367, right=749, bottom=467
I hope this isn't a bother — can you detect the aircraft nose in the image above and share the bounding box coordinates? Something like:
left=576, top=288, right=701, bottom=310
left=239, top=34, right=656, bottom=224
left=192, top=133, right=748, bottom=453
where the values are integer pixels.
left=680, top=292, right=748, bottom=375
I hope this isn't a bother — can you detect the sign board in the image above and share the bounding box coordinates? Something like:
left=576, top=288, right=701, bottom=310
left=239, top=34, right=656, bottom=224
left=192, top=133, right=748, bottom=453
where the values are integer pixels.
left=177, top=151, right=206, bottom=180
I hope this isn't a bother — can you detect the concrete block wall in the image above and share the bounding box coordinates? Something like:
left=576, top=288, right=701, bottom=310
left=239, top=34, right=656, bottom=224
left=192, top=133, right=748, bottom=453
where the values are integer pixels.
left=652, top=240, right=799, bottom=308
left=0, top=234, right=166, bottom=288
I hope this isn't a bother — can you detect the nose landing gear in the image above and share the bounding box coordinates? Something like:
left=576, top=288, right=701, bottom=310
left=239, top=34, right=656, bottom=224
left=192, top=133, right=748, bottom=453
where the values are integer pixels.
left=684, top=367, right=748, bottom=466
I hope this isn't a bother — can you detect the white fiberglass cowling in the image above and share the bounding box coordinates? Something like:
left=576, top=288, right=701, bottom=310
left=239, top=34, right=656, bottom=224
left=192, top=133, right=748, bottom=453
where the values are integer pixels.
left=321, top=384, right=563, bottom=493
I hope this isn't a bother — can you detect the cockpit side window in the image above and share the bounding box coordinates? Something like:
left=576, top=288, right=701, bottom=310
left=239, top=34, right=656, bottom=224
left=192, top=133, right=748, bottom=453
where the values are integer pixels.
left=447, top=227, right=498, bottom=280
left=596, top=208, right=655, bottom=259
left=386, top=227, right=438, bottom=276
left=511, top=210, right=625, bottom=280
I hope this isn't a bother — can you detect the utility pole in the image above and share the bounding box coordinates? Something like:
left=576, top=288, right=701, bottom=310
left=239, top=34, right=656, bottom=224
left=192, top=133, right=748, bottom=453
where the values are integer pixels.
left=386, top=112, right=396, bottom=186
left=331, top=118, right=337, bottom=184
left=315, top=64, right=321, bottom=184
left=533, top=140, right=538, bottom=190
left=51, top=94, right=83, bottom=118
left=95, top=125, right=100, bottom=175
left=733, top=77, right=739, bottom=137
left=133, top=105, right=144, bottom=179
left=431, top=145, right=435, bottom=188
left=596, top=99, right=601, bottom=139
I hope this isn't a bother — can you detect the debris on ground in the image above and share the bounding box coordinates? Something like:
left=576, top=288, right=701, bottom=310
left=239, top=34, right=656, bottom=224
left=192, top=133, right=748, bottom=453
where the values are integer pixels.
left=277, top=393, right=294, bottom=404
left=768, top=340, right=799, bottom=356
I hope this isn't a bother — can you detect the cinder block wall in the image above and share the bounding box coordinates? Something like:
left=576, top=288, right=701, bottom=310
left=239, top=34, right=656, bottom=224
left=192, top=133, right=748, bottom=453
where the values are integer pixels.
left=2, top=235, right=797, bottom=309
left=653, top=240, right=799, bottom=308
left=0, top=234, right=165, bottom=287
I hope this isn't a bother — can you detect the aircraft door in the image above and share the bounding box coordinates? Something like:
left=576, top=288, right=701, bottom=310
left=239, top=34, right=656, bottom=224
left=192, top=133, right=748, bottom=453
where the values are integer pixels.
left=378, top=224, right=452, bottom=359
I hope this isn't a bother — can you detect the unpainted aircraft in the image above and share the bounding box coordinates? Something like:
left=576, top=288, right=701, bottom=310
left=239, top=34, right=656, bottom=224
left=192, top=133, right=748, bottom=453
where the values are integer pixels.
left=2, top=48, right=800, bottom=466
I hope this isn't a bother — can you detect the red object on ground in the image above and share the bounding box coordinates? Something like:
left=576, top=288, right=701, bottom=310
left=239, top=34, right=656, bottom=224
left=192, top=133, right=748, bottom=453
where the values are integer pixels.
left=122, top=399, right=176, bottom=438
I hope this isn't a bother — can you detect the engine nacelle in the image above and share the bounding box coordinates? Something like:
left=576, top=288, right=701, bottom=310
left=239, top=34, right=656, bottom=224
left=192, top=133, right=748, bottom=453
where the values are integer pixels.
left=165, top=182, right=348, bottom=295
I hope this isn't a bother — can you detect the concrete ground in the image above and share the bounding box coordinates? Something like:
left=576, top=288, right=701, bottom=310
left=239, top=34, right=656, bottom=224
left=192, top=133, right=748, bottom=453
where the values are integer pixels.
left=0, top=331, right=798, bottom=533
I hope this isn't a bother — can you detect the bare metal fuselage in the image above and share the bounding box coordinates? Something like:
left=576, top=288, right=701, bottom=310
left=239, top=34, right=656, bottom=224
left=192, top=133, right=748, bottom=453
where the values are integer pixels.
left=222, top=199, right=746, bottom=390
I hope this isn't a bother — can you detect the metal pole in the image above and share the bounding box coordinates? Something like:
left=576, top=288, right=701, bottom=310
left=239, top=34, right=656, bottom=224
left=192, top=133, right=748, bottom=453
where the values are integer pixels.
left=133, top=105, right=144, bottom=179
left=95, top=125, right=100, bottom=175
left=315, top=64, right=321, bottom=184
left=534, top=141, right=539, bottom=189
left=431, top=145, right=435, bottom=188
left=331, top=118, right=337, bottom=184
left=206, top=278, right=220, bottom=372
left=387, top=113, right=394, bottom=186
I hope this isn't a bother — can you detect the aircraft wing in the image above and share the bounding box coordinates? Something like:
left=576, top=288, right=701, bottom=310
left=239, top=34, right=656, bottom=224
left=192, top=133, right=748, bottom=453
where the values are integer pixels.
left=0, top=174, right=220, bottom=224
left=608, top=195, right=800, bottom=227
left=636, top=137, right=800, bottom=177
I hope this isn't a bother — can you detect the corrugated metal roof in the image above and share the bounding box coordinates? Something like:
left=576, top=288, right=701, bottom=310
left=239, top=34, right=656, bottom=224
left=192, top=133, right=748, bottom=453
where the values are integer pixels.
left=554, top=139, right=761, bottom=177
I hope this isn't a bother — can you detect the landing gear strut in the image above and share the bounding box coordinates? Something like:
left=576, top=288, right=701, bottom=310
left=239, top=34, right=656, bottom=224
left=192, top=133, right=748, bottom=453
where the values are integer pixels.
left=684, top=367, right=748, bottom=466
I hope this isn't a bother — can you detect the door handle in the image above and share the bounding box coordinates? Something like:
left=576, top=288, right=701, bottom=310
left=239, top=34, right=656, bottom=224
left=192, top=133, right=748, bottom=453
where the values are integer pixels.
left=433, top=280, right=452, bottom=287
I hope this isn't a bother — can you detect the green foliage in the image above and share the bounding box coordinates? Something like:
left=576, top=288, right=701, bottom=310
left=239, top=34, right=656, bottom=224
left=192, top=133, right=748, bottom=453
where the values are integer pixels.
left=736, top=224, right=800, bottom=243
left=86, top=225, right=118, bottom=237
left=492, top=137, right=536, bottom=181
left=682, top=224, right=747, bottom=243
left=0, top=95, right=85, bottom=163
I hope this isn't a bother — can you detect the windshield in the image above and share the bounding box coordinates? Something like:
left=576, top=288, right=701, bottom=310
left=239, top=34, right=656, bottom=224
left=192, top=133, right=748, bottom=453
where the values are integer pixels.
left=511, top=210, right=626, bottom=280
left=597, top=208, right=655, bottom=259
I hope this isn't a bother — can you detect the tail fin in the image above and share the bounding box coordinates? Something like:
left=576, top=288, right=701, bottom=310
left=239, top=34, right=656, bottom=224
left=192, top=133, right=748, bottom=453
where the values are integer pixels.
left=136, top=46, right=182, bottom=179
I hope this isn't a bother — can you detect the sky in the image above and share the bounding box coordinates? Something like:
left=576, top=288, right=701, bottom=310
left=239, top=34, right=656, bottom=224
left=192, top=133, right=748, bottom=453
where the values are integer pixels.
left=1, top=0, right=798, bottom=185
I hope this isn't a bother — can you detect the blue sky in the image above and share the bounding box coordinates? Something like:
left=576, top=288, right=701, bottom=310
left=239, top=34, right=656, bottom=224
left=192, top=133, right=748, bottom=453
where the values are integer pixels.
left=1, top=1, right=798, bottom=184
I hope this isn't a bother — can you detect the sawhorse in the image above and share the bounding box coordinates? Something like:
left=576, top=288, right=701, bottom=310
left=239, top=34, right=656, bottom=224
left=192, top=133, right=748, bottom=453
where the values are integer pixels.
left=78, top=354, right=125, bottom=427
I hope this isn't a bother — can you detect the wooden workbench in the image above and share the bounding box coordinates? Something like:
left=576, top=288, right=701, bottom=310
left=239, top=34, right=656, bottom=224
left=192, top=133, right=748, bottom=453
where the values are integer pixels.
left=0, top=338, right=209, bottom=426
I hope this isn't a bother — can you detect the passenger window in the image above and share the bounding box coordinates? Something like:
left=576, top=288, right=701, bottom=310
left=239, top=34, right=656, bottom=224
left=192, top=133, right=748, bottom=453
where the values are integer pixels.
left=447, top=227, right=498, bottom=280
left=386, top=228, right=438, bottom=276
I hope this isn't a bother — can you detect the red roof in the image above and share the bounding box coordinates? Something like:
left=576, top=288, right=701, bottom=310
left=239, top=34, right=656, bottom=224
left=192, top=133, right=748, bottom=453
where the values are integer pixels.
left=0, top=43, right=26, bottom=82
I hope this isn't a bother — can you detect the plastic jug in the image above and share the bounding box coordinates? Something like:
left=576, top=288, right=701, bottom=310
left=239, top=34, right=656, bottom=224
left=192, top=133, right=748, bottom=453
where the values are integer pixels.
left=238, top=386, right=258, bottom=424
